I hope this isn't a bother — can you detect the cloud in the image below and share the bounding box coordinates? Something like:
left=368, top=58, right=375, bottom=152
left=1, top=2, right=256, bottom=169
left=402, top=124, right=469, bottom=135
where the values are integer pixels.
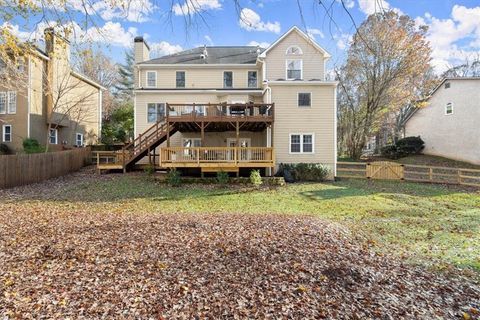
left=204, top=35, right=213, bottom=45
left=239, top=8, right=281, bottom=34
left=86, top=22, right=139, bottom=47
left=357, top=0, right=402, bottom=15
left=337, top=0, right=354, bottom=9
left=150, top=41, right=183, bottom=57
left=1, top=22, right=34, bottom=41
left=417, top=5, right=480, bottom=72
left=334, top=33, right=352, bottom=50
left=172, top=0, right=221, bottom=16
left=247, top=40, right=270, bottom=48
left=306, top=28, right=324, bottom=40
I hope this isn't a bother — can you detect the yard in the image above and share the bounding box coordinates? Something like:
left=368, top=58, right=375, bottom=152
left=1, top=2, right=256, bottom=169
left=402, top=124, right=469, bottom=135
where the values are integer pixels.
left=1, top=167, right=479, bottom=318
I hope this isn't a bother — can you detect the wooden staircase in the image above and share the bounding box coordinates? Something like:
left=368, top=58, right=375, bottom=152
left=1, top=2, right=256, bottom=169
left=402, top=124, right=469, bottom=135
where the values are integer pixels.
left=96, top=121, right=176, bottom=172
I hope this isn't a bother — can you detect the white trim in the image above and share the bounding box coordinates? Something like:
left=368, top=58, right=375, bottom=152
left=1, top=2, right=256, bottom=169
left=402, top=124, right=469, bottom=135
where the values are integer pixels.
left=134, top=89, right=263, bottom=94
left=98, top=89, right=102, bottom=141
left=223, top=70, right=233, bottom=88
left=7, top=91, right=17, bottom=114
left=297, top=92, right=312, bottom=107
left=137, top=64, right=257, bottom=68
left=70, top=71, right=106, bottom=90
left=0, top=92, right=5, bottom=114
left=247, top=70, right=258, bottom=88
left=133, top=94, right=137, bottom=139
left=445, top=102, right=453, bottom=115
left=259, top=26, right=331, bottom=59
left=2, top=124, right=12, bottom=143
left=333, top=85, right=337, bottom=177
left=27, top=57, right=31, bottom=138
left=285, top=59, right=303, bottom=80
left=175, top=70, right=186, bottom=88
left=285, top=45, right=303, bottom=55
left=182, top=137, right=202, bottom=147
left=75, top=132, right=84, bottom=146
left=226, top=137, right=251, bottom=147
left=146, top=102, right=166, bottom=123
left=268, top=80, right=338, bottom=86
left=146, top=71, right=157, bottom=88
left=49, top=128, right=58, bottom=145
left=289, top=133, right=315, bottom=154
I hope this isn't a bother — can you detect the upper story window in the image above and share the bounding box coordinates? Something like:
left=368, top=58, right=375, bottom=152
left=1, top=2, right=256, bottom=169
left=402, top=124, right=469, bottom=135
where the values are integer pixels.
left=2, top=125, right=12, bottom=143
left=298, top=93, right=311, bottom=107
left=445, top=82, right=450, bottom=89
left=146, top=71, right=157, bottom=88
left=0, top=91, right=16, bottom=114
left=286, top=60, right=302, bottom=80
left=223, top=71, right=233, bottom=88
left=176, top=71, right=185, bottom=88
left=445, top=102, right=453, bottom=115
left=147, top=103, right=166, bottom=123
left=286, top=46, right=303, bottom=55
left=248, top=71, right=257, bottom=88
left=76, top=133, right=84, bottom=147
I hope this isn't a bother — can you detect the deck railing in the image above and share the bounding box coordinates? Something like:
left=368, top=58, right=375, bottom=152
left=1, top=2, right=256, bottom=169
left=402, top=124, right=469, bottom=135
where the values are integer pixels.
left=160, top=147, right=275, bottom=166
left=166, top=103, right=274, bottom=121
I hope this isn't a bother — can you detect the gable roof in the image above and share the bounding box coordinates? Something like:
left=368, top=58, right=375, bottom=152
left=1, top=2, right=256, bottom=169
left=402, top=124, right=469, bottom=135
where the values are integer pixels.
left=139, top=46, right=264, bottom=65
left=71, top=71, right=106, bottom=90
left=259, top=26, right=331, bottom=59
left=428, top=77, right=480, bottom=98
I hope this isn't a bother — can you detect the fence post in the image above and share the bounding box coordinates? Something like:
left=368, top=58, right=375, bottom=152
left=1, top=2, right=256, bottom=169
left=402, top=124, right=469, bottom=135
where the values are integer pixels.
left=429, top=167, right=433, bottom=182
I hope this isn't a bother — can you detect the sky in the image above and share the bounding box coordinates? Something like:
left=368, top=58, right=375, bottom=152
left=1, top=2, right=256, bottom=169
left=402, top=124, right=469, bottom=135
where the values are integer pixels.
left=4, top=0, right=480, bottom=73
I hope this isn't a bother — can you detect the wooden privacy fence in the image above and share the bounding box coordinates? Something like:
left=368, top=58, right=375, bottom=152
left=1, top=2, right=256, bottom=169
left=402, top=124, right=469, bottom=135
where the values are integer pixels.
left=0, top=148, right=91, bottom=189
left=337, top=161, right=480, bottom=187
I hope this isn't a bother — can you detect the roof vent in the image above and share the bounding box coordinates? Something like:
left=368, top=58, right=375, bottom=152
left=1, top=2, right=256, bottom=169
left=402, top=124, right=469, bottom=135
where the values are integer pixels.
left=201, top=45, right=208, bottom=59
left=256, top=45, right=261, bottom=55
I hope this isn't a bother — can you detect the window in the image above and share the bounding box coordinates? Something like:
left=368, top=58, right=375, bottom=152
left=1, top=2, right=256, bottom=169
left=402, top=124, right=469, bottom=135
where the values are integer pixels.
left=76, top=133, right=84, bottom=147
left=146, top=71, right=157, bottom=88
left=445, top=82, right=450, bottom=89
left=298, top=93, right=311, bottom=107
left=147, top=103, right=166, bottom=123
left=176, top=71, right=185, bottom=88
left=223, top=71, right=233, bottom=88
left=446, top=102, right=453, bottom=115
left=248, top=71, right=257, bottom=88
left=49, top=128, right=58, bottom=144
left=183, top=138, right=202, bottom=148
left=286, top=60, right=302, bottom=80
left=7, top=91, right=16, bottom=114
left=2, top=125, right=11, bottom=142
left=290, top=133, right=314, bottom=154
left=286, top=45, right=303, bottom=55
left=0, top=92, right=6, bottom=114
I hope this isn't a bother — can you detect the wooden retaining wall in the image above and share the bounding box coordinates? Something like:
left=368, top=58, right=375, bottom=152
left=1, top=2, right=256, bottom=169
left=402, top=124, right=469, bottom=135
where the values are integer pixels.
left=0, top=148, right=91, bottom=189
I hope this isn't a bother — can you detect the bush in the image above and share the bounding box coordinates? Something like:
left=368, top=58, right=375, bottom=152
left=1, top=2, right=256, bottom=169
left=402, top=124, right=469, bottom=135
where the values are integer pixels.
left=144, top=164, right=155, bottom=175
left=216, top=171, right=229, bottom=184
left=166, top=169, right=181, bottom=186
left=249, top=170, right=262, bottom=186
left=381, top=136, right=424, bottom=159
left=276, top=163, right=330, bottom=182
left=23, top=138, right=45, bottom=154
left=0, top=143, right=10, bottom=155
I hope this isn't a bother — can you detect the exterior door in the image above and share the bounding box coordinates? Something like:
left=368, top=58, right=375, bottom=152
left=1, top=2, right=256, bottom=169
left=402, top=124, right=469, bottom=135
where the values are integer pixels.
left=227, top=138, right=251, bottom=161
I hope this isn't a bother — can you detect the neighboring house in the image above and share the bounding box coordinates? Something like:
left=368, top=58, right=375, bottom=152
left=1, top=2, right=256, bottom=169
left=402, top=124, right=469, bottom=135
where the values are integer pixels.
left=120, top=26, right=337, bottom=177
left=404, top=77, right=480, bottom=164
left=0, top=28, right=103, bottom=153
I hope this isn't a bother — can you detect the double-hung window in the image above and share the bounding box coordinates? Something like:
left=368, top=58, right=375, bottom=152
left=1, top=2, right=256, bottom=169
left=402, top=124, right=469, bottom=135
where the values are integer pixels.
left=2, top=125, right=12, bottom=142
left=49, top=128, right=58, bottom=144
left=176, top=71, right=185, bottom=88
left=248, top=71, right=257, bottom=88
left=298, top=93, right=311, bottom=107
left=290, top=133, right=314, bottom=154
left=147, top=103, right=166, bottom=123
left=146, top=71, right=157, bottom=88
left=76, top=133, right=84, bottom=146
left=286, top=60, right=302, bottom=80
left=223, top=71, right=233, bottom=88
left=0, top=92, right=6, bottom=114
left=7, top=91, right=16, bottom=114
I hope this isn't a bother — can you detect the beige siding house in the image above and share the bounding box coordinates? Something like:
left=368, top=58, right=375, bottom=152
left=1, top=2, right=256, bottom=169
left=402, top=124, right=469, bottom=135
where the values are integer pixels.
left=405, top=78, right=480, bottom=165
left=128, top=26, right=337, bottom=177
left=0, top=29, right=103, bottom=153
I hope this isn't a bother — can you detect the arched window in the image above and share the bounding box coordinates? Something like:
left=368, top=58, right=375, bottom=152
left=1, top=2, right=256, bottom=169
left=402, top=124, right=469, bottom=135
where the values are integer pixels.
left=286, top=45, right=303, bottom=55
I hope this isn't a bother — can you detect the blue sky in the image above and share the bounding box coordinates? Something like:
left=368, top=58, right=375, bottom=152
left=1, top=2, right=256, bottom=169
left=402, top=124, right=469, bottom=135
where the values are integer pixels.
left=5, top=0, right=480, bottom=72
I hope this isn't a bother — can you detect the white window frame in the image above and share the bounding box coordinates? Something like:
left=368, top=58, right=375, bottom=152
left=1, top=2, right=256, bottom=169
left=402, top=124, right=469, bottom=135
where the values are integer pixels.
left=182, top=138, right=202, bottom=147
left=298, top=92, right=312, bottom=107
left=147, top=102, right=166, bottom=123
left=49, top=128, right=58, bottom=145
left=75, top=132, right=84, bottom=147
left=7, top=91, right=16, bottom=114
left=0, top=92, right=6, bottom=114
left=146, top=71, right=157, bottom=88
left=247, top=70, right=258, bottom=88
left=285, top=45, right=303, bottom=55
left=223, top=71, right=233, bottom=88
left=289, top=133, right=315, bottom=154
left=2, top=125, right=12, bottom=142
left=176, top=70, right=186, bottom=88
left=285, top=59, right=303, bottom=80
left=445, top=102, right=453, bottom=115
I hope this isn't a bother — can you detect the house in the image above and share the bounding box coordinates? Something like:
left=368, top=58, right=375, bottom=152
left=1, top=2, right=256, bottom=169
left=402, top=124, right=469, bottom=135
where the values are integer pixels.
left=101, top=26, right=337, bottom=177
left=404, top=77, right=480, bottom=165
left=0, top=28, right=104, bottom=153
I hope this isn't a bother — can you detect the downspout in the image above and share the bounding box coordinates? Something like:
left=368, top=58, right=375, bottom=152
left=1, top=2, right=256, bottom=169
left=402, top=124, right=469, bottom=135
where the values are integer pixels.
left=27, top=57, right=32, bottom=138
left=98, top=88, right=103, bottom=143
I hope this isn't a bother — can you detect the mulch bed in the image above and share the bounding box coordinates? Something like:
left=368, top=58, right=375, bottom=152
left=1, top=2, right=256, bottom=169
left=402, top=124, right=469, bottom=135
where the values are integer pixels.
left=1, top=207, right=478, bottom=319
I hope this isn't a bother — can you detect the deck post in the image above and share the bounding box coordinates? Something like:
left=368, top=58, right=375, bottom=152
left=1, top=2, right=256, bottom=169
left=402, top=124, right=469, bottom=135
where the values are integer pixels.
left=166, top=122, right=170, bottom=147
left=122, top=148, right=126, bottom=173
left=236, top=121, right=240, bottom=146
left=201, top=122, right=205, bottom=145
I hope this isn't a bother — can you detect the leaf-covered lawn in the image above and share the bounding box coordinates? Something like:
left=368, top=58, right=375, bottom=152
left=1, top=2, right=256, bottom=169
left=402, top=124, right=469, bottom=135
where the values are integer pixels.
left=1, top=167, right=479, bottom=318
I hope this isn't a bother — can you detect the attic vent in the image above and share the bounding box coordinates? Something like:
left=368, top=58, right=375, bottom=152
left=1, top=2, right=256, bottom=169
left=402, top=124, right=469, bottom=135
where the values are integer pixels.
left=445, top=82, right=450, bottom=89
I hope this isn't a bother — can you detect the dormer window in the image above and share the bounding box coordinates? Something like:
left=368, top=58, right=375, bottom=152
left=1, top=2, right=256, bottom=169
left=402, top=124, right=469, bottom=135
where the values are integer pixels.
left=286, top=60, right=302, bottom=80
left=286, top=46, right=303, bottom=55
